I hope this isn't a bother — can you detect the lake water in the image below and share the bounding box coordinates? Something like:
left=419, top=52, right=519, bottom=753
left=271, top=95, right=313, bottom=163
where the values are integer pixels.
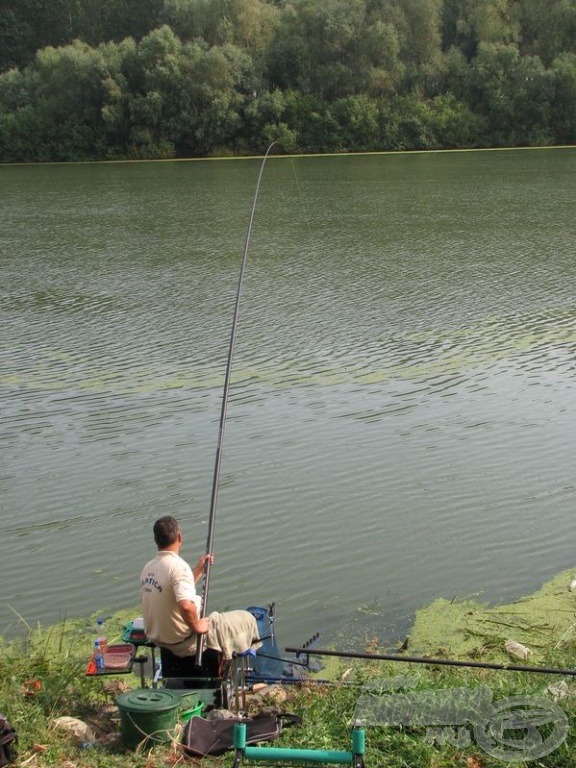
left=1, top=148, right=575, bottom=650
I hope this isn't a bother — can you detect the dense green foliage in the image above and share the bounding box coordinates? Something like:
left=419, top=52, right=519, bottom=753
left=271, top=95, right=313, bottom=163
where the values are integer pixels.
left=1, top=0, right=575, bottom=160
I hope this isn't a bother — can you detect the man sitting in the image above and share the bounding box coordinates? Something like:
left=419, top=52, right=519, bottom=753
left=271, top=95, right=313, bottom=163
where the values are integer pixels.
left=140, top=516, right=260, bottom=662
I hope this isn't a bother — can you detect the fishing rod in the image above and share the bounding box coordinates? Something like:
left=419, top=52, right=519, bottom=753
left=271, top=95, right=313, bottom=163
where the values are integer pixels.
left=285, top=646, right=576, bottom=677
left=196, top=142, right=277, bottom=666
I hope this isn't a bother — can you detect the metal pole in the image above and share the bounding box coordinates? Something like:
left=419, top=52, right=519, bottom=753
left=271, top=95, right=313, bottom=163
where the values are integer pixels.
left=285, top=646, right=576, bottom=677
left=196, top=142, right=277, bottom=666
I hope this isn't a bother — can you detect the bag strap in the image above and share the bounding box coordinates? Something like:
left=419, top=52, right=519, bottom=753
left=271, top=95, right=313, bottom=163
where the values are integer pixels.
left=0, top=728, right=16, bottom=747
left=253, top=710, right=302, bottom=728
left=277, top=713, right=302, bottom=728
left=251, top=712, right=302, bottom=729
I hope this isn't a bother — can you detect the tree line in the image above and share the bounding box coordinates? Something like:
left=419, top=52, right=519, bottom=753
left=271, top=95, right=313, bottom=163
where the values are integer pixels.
left=0, top=0, right=575, bottom=162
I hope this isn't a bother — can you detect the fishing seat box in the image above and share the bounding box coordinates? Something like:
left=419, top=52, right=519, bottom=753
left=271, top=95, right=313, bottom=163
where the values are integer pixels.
left=160, top=647, right=230, bottom=708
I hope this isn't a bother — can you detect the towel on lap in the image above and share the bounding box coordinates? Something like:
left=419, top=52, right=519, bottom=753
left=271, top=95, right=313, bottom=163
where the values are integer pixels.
left=205, top=610, right=262, bottom=660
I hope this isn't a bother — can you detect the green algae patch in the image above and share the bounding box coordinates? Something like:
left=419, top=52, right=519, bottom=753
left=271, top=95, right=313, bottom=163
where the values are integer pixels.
left=409, top=568, right=576, bottom=663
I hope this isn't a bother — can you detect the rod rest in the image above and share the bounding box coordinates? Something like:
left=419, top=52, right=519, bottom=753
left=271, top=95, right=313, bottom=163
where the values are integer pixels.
left=232, top=722, right=365, bottom=768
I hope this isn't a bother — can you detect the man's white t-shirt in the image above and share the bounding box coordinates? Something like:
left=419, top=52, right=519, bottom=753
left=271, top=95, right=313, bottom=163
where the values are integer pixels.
left=140, top=550, right=202, bottom=645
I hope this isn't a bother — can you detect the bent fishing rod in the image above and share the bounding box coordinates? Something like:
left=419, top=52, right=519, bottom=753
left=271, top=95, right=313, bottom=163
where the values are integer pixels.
left=196, top=142, right=277, bottom=666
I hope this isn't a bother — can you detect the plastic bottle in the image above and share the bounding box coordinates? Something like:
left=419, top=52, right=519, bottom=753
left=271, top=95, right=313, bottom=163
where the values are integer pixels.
left=93, top=640, right=105, bottom=672
left=96, top=618, right=107, bottom=653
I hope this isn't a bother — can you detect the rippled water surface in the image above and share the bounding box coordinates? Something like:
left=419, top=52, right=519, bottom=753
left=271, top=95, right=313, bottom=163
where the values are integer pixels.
left=1, top=149, right=575, bottom=648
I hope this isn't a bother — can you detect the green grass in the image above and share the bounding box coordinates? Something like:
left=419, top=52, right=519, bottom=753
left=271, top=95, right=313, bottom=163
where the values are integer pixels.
left=2, top=606, right=576, bottom=767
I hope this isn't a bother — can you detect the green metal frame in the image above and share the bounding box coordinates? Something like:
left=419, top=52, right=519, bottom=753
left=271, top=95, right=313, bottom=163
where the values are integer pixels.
left=232, top=722, right=365, bottom=768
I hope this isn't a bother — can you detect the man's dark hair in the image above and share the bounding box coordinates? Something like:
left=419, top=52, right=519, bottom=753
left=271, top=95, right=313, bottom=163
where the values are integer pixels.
left=153, top=516, right=181, bottom=548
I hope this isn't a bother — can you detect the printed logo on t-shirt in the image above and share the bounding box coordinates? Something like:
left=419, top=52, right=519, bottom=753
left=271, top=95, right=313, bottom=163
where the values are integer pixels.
left=141, top=572, right=163, bottom=593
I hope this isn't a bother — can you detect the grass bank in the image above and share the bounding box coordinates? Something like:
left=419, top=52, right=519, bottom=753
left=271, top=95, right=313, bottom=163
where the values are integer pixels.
left=2, top=570, right=576, bottom=767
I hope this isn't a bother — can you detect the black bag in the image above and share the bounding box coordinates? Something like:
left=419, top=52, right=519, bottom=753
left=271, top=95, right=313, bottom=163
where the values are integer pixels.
left=182, top=712, right=301, bottom=757
left=0, top=714, right=17, bottom=767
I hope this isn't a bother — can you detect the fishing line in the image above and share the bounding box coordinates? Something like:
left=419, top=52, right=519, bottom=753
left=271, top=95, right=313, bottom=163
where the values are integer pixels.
left=196, top=142, right=277, bottom=666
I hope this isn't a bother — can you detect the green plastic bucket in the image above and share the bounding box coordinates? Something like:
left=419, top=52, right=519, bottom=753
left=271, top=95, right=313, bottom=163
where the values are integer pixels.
left=181, top=700, right=204, bottom=723
left=116, top=688, right=182, bottom=749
